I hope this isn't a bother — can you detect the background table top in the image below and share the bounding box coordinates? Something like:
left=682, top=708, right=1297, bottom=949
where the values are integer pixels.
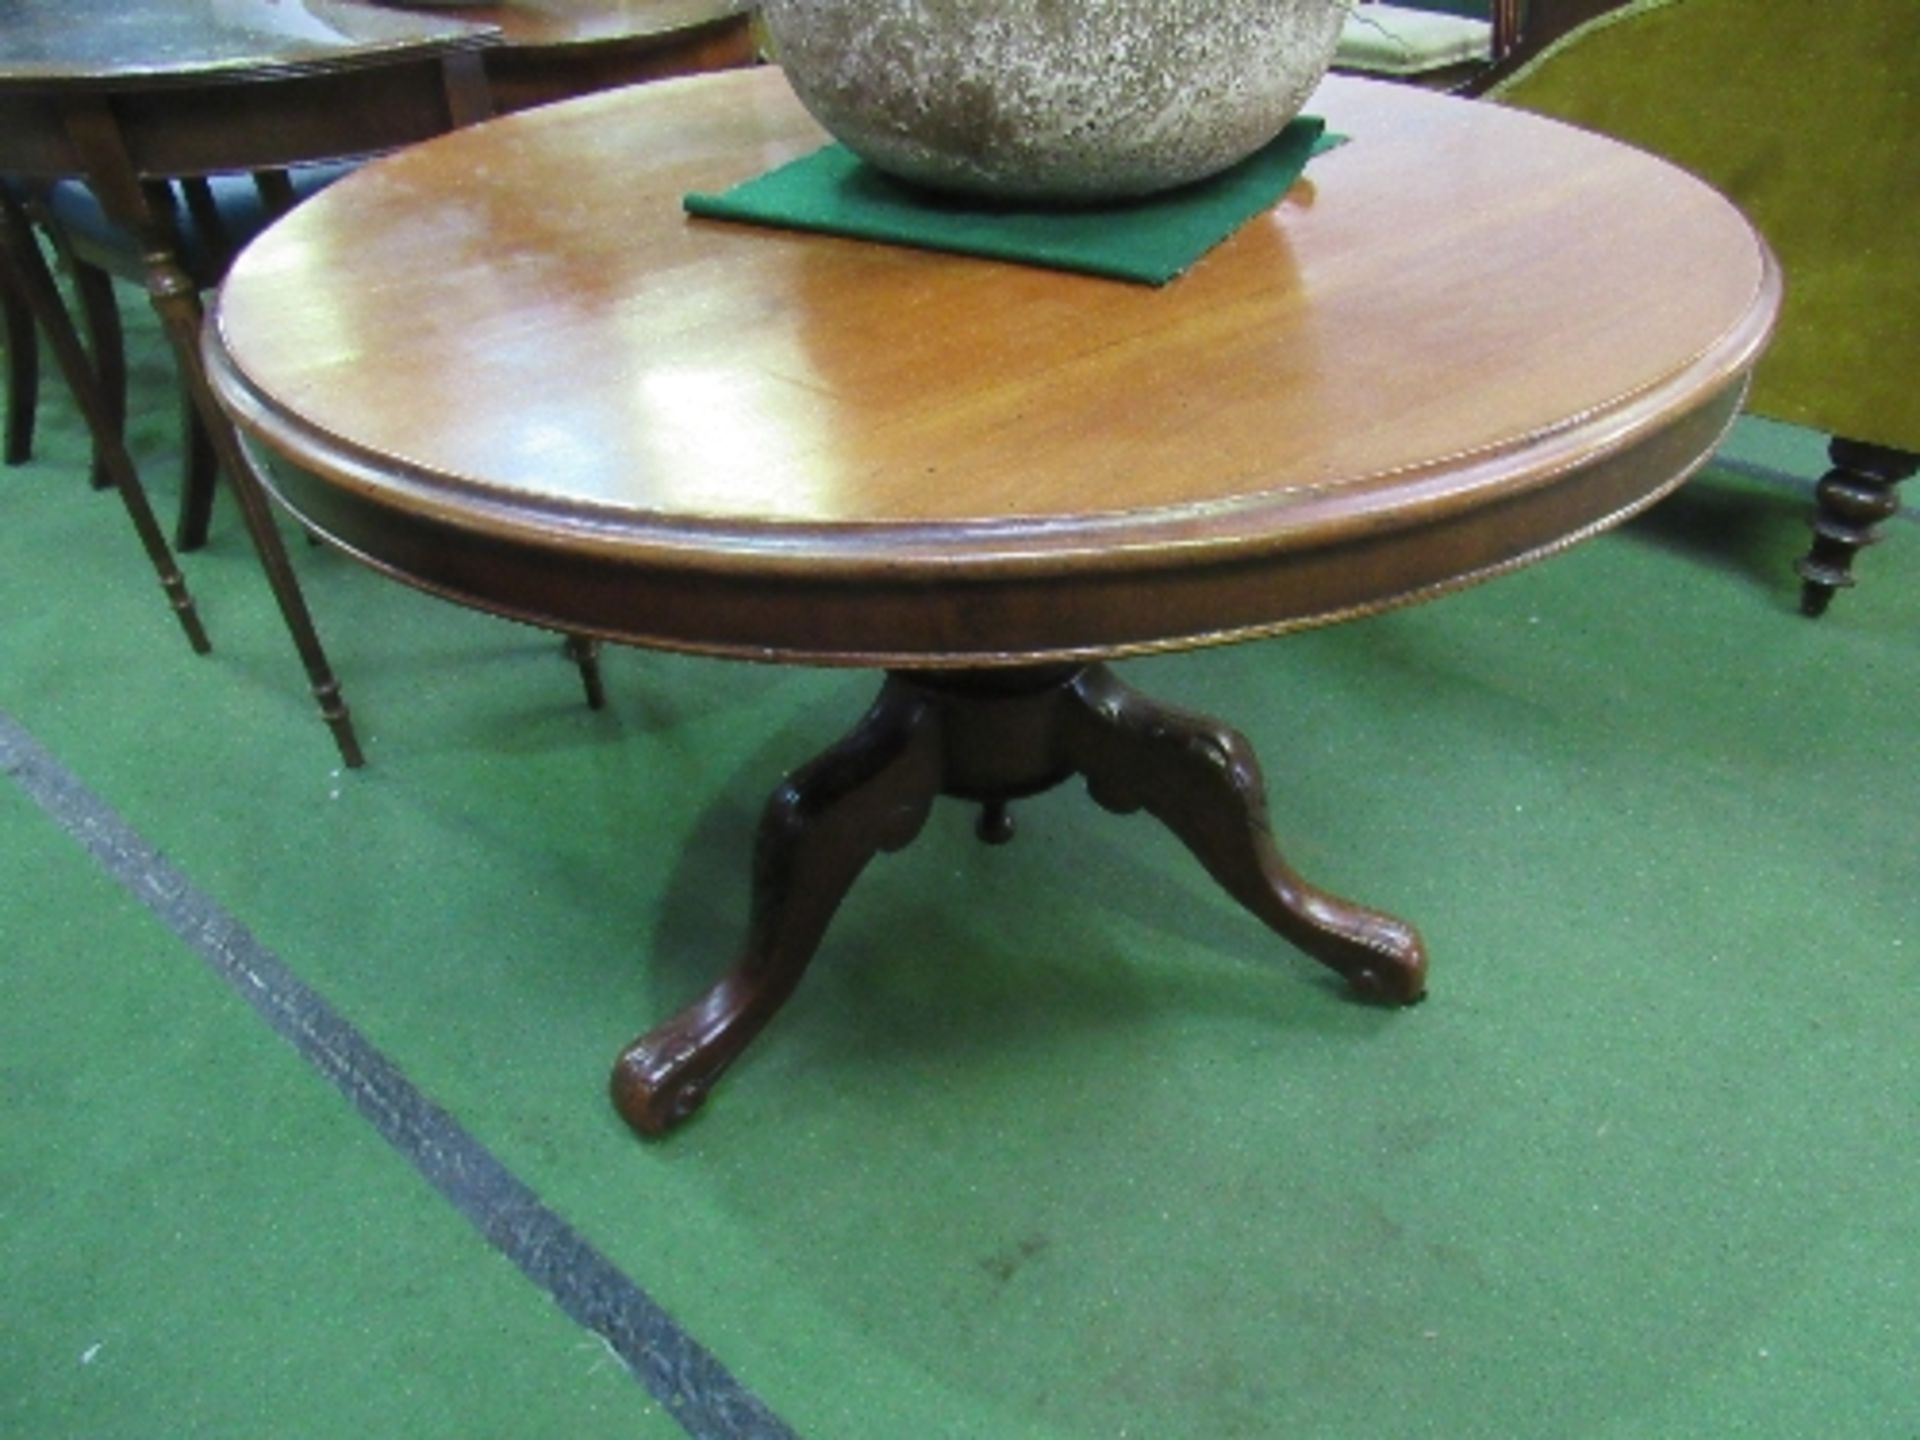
left=0, top=0, right=495, bottom=87
left=206, top=69, right=1780, bottom=666
left=0, top=0, right=751, bottom=89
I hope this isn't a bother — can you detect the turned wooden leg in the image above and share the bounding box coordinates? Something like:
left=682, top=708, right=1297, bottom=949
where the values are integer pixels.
left=611, top=680, right=943, bottom=1135
left=0, top=190, right=209, bottom=654
left=1058, top=666, right=1427, bottom=1003
left=1795, top=438, right=1916, bottom=617
left=141, top=243, right=365, bottom=767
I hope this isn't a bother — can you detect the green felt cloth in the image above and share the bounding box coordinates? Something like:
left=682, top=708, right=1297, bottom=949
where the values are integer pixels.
left=684, top=118, right=1336, bottom=286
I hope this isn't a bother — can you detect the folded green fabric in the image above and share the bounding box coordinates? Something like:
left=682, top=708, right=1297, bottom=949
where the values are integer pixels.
left=684, top=118, right=1338, bottom=286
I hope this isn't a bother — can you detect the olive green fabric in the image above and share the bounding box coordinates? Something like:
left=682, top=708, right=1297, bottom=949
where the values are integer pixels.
left=1490, top=0, right=1920, bottom=452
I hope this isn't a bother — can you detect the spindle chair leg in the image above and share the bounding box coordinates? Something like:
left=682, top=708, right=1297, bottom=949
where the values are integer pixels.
left=0, top=188, right=208, bottom=653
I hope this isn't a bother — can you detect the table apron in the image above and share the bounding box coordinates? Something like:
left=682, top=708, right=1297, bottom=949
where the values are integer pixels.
left=245, top=378, right=1743, bottom=667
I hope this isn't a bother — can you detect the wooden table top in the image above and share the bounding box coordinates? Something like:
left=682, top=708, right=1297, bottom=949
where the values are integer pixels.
left=205, top=68, right=1779, bottom=668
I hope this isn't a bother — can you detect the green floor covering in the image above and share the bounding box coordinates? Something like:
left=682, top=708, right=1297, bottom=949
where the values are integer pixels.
left=3, top=301, right=1916, bottom=1438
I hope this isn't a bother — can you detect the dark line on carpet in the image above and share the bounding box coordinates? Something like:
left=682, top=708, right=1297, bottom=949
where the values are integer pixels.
left=0, top=711, right=800, bottom=1440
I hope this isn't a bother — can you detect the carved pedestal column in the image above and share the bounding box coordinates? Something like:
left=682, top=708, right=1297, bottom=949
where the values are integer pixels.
left=612, top=664, right=1426, bottom=1135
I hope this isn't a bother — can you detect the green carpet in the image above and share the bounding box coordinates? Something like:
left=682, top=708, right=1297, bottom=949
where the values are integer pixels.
left=0, top=785, right=684, bottom=1439
left=3, top=289, right=1915, bottom=1438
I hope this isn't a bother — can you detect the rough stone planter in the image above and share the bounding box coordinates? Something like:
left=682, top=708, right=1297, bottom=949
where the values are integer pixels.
left=760, top=0, right=1349, bottom=203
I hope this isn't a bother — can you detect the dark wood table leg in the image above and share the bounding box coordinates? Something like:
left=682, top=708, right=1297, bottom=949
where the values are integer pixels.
left=4, top=254, right=38, bottom=466
left=611, top=663, right=1425, bottom=1136
left=1795, top=438, right=1916, bottom=617
left=611, top=680, right=945, bottom=1135
left=1058, top=666, right=1427, bottom=1003
left=0, top=189, right=210, bottom=654
left=65, top=256, right=123, bottom=493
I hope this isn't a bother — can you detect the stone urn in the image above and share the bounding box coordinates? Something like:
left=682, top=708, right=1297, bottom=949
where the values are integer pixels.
left=759, top=0, right=1348, bottom=203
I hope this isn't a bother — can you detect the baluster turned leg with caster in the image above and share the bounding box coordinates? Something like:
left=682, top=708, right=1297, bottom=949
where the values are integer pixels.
left=1795, top=438, right=1917, bottom=617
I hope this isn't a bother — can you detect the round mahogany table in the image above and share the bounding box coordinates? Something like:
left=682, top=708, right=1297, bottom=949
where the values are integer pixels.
left=204, top=69, right=1778, bottom=1135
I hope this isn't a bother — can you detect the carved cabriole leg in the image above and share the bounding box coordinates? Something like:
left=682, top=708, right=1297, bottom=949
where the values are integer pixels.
left=613, top=664, right=1425, bottom=1136
left=611, top=680, right=944, bottom=1135
left=1058, top=667, right=1428, bottom=1003
left=1795, top=438, right=1917, bottom=617
left=0, top=188, right=209, bottom=654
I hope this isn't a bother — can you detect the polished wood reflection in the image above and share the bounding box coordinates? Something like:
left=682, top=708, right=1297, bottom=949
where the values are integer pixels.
left=209, top=71, right=1778, bottom=666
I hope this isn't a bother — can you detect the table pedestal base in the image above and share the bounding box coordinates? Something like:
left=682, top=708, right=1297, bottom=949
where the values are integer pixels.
left=611, top=664, right=1427, bottom=1136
